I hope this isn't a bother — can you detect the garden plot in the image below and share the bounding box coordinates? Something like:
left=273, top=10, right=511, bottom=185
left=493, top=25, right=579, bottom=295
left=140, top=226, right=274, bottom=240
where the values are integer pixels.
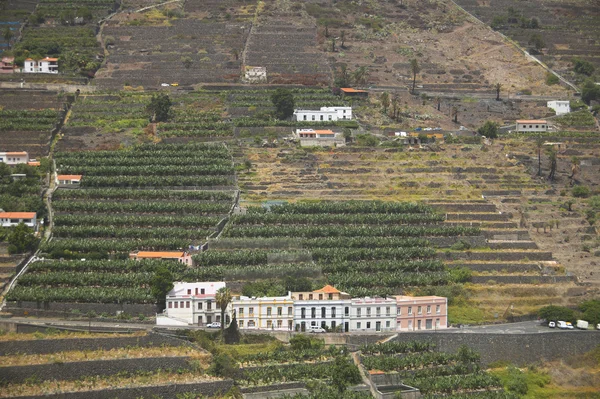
left=6, top=143, right=235, bottom=306
left=35, top=0, right=118, bottom=20
left=96, top=20, right=250, bottom=89
left=0, top=90, right=64, bottom=158
left=244, top=19, right=331, bottom=85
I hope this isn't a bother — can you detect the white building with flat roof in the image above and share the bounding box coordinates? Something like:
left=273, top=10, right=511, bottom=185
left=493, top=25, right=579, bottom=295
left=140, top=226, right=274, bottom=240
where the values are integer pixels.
left=232, top=293, right=294, bottom=331
left=24, top=57, right=58, bottom=74
left=547, top=101, right=570, bottom=115
left=516, top=120, right=548, bottom=132
left=294, top=106, right=352, bottom=122
left=157, top=281, right=227, bottom=326
left=350, top=297, right=397, bottom=333
left=0, top=151, right=29, bottom=165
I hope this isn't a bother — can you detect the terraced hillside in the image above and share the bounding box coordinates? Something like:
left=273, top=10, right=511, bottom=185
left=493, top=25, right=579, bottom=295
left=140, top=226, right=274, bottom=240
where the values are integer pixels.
left=6, top=143, right=236, bottom=314
left=0, top=90, right=64, bottom=158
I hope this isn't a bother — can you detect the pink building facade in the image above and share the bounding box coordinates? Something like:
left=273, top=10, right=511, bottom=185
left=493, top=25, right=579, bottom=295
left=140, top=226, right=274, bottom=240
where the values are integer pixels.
left=395, top=295, right=448, bottom=331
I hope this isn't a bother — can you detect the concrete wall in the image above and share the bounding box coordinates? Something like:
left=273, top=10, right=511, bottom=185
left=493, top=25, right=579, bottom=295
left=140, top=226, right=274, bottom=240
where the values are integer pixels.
left=1, top=356, right=192, bottom=384
left=0, top=332, right=191, bottom=356
left=15, top=380, right=234, bottom=399
left=349, top=331, right=600, bottom=367
left=427, top=236, right=487, bottom=248
left=438, top=251, right=553, bottom=261
left=0, top=82, right=95, bottom=92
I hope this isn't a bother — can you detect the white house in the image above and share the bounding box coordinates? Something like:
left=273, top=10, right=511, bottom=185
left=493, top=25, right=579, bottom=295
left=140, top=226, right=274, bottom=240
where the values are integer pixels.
left=395, top=295, right=448, bottom=331
left=56, top=174, right=82, bottom=186
left=130, top=251, right=193, bottom=266
left=0, top=151, right=29, bottom=165
left=350, top=297, right=397, bottom=333
left=295, top=129, right=345, bottom=147
left=294, top=106, right=352, bottom=122
left=24, top=57, right=59, bottom=74
left=515, top=119, right=548, bottom=132
left=232, top=293, right=294, bottom=331
left=0, top=212, right=37, bottom=228
left=291, top=285, right=352, bottom=332
left=243, top=66, right=267, bottom=83
left=157, top=281, right=227, bottom=326
left=547, top=101, right=570, bottom=115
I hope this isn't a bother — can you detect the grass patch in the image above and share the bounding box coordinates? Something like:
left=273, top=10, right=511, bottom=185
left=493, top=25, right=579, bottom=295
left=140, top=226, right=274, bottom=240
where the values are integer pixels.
left=448, top=301, right=488, bottom=324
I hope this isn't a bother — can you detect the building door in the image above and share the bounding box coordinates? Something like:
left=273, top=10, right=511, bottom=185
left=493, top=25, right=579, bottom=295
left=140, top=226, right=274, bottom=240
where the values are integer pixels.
left=408, top=320, right=413, bottom=330
left=426, top=319, right=433, bottom=330
left=331, top=321, right=336, bottom=331
left=301, top=321, right=306, bottom=332
left=197, top=316, right=203, bottom=326
left=206, top=315, right=212, bottom=324
left=417, top=320, right=422, bottom=330
left=344, top=322, right=349, bottom=332
left=376, top=321, right=381, bottom=332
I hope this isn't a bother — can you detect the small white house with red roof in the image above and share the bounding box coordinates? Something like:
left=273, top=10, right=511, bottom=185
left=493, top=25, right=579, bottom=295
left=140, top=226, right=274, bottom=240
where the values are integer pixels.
left=24, top=57, right=59, bottom=74
left=0, top=151, right=29, bottom=165
left=56, top=174, right=82, bottom=186
left=129, top=251, right=193, bottom=266
left=0, top=212, right=37, bottom=228
left=157, top=281, right=227, bottom=326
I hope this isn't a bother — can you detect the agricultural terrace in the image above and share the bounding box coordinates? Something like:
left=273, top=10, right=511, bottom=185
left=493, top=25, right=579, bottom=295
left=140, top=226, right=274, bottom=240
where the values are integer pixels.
left=35, top=0, right=118, bottom=20
left=359, top=341, right=515, bottom=398
left=56, top=93, right=151, bottom=152
left=6, top=143, right=235, bottom=304
left=194, top=201, right=477, bottom=297
left=0, top=90, right=64, bottom=158
left=96, top=19, right=250, bottom=89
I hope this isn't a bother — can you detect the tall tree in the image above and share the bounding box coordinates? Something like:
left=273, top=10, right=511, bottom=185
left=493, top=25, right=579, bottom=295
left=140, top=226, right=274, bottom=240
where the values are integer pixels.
left=2, top=26, right=14, bottom=49
left=340, top=30, right=346, bottom=48
left=547, top=148, right=557, bottom=181
left=435, top=96, right=441, bottom=111
left=271, top=88, right=295, bottom=120
left=380, top=92, right=390, bottom=114
left=409, top=58, right=420, bottom=94
left=353, top=66, right=369, bottom=85
left=331, top=37, right=336, bottom=52
left=215, top=287, right=232, bottom=337
left=569, top=156, right=580, bottom=180
left=535, top=134, right=544, bottom=176
left=451, top=107, right=458, bottom=123
left=334, top=65, right=350, bottom=87
left=391, top=93, right=400, bottom=120
left=7, top=223, right=37, bottom=254
left=146, top=93, right=173, bottom=122
left=494, top=83, right=502, bottom=101
left=150, top=266, right=173, bottom=312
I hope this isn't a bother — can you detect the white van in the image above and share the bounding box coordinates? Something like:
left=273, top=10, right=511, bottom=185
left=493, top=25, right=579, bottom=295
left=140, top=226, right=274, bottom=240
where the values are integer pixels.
left=557, top=321, right=574, bottom=329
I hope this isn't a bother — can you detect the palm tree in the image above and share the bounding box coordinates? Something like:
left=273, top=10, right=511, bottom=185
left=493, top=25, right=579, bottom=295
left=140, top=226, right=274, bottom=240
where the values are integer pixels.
left=380, top=92, right=390, bottom=114
left=535, top=135, right=544, bottom=176
left=409, top=59, right=420, bottom=94
left=547, top=149, right=557, bottom=181
left=569, top=156, right=580, bottom=180
left=435, top=96, right=441, bottom=111
left=494, top=83, right=502, bottom=101
left=353, top=66, right=369, bottom=85
left=215, top=287, right=232, bottom=337
left=451, top=107, right=458, bottom=123
left=391, top=93, right=399, bottom=120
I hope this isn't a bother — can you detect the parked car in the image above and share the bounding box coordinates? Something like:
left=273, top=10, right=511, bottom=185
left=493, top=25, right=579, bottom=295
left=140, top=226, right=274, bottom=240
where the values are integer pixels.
left=548, top=321, right=556, bottom=328
left=557, top=321, right=574, bottom=329
left=309, top=326, right=326, bottom=333
left=576, top=320, right=589, bottom=330
left=171, top=83, right=179, bottom=87
left=161, top=83, right=170, bottom=87
left=206, top=322, right=221, bottom=328
left=596, top=323, right=600, bottom=330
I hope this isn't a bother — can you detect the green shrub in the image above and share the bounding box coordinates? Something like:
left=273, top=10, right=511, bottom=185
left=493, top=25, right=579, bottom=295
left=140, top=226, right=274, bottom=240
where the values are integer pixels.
left=572, top=185, right=591, bottom=198
left=545, top=73, right=559, bottom=85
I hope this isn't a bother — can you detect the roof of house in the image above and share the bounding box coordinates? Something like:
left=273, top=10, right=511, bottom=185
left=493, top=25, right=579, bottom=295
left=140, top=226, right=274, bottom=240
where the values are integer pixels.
left=0, top=212, right=36, bottom=219
left=134, top=251, right=185, bottom=259
left=27, top=161, right=40, bottom=166
left=5, top=152, right=28, bottom=156
left=516, top=120, right=547, bottom=124
left=314, top=285, right=340, bottom=294
left=341, top=88, right=367, bottom=93
left=42, top=57, right=59, bottom=62
left=1, top=57, right=14, bottom=62
left=57, top=175, right=83, bottom=180
left=395, top=295, right=446, bottom=302
left=314, top=130, right=335, bottom=134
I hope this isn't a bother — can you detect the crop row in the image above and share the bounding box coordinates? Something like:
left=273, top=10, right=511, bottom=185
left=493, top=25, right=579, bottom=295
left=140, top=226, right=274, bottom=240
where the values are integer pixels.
left=231, top=213, right=445, bottom=225
left=361, top=351, right=479, bottom=372
left=52, top=201, right=231, bottom=214
left=328, top=271, right=454, bottom=289
left=404, top=372, right=502, bottom=394
left=222, top=225, right=479, bottom=238
left=361, top=341, right=435, bottom=355
left=241, top=359, right=359, bottom=386
left=159, top=122, right=231, bottom=132
left=78, top=175, right=233, bottom=188
left=55, top=155, right=233, bottom=167
left=262, top=202, right=434, bottom=215
left=159, top=130, right=234, bottom=138
left=17, top=272, right=153, bottom=288
left=41, top=238, right=191, bottom=253
left=240, top=347, right=344, bottom=366
left=7, top=286, right=152, bottom=303
left=27, top=259, right=186, bottom=274
left=53, top=214, right=223, bottom=228
left=53, top=189, right=233, bottom=201
left=55, top=143, right=229, bottom=159
left=58, top=164, right=234, bottom=176
left=52, top=226, right=212, bottom=240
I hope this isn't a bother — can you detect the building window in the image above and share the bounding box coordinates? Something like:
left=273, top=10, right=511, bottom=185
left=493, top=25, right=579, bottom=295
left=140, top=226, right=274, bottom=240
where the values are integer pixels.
left=367, top=307, right=371, bottom=316
left=345, top=306, right=349, bottom=316
left=436, top=305, right=440, bottom=314
left=386, top=307, right=390, bottom=316
left=180, top=301, right=184, bottom=308
left=201, top=289, right=205, bottom=294
left=239, top=320, right=244, bottom=328
left=367, top=322, right=371, bottom=329
left=408, top=306, right=412, bottom=315
left=277, top=307, right=282, bottom=316
left=311, top=307, right=316, bottom=318
left=195, top=288, right=199, bottom=295
left=309, top=294, right=313, bottom=300
left=186, top=301, right=190, bottom=308
left=248, top=320, right=255, bottom=327
left=267, top=320, right=272, bottom=329
left=277, top=320, right=282, bottom=329
left=187, top=289, right=191, bottom=295
left=168, top=302, right=172, bottom=308
left=299, top=294, right=303, bottom=300
left=397, top=307, right=401, bottom=315
left=207, top=302, right=212, bottom=311
left=320, top=115, right=323, bottom=121
left=312, top=115, right=315, bottom=121
left=174, top=302, right=178, bottom=309
left=357, top=308, right=361, bottom=317
left=328, top=115, right=332, bottom=120
left=376, top=307, right=381, bottom=317
left=267, top=307, right=272, bottom=316
left=386, top=321, right=390, bottom=328
left=331, top=307, right=336, bottom=318
left=321, top=307, right=326, bottom=318
left=319, top=294, right=323, bottom=300
left=357, top=322, right=361, bottom=329
left=301, top=307, right=306, bottom=318
left=418, top=320, right=422, bottom=330
left=198, top=302, right=203, bottom=310
left=427, top=305, right=431, bottom=314
left=303, top=115, right=307, bottom=121
left=328, top=293, right=333, bottom=300
left=288, top=306, right=293, bottom=316
left=418, top=306, right=422, bottom=315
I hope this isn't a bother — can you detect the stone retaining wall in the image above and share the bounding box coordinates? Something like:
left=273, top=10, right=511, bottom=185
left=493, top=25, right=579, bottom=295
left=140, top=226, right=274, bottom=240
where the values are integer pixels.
left=448, top=263, right=540, bottom=273
left=0, top=332, right=190, bottom=356
left=6, top=301, right=158, bottom=317
left=438, top=251, right=553, bottom=261
left=1, top=356, right=191, bottom=384
left=15, top=380, right=234, bottom=399
left=427, top=236, right=487, bottom=248
left=471, top=275, right=576, bottom=284
left=489, top=241, right=538, bottom=249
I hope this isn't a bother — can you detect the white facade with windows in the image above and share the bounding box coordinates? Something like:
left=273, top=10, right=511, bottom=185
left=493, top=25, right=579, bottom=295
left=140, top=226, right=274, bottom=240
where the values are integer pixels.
left=0, top=212, right=37, bottom=228
left=291, top=285, right=352, bottom=332
left=232, top=293, right=294, bottom=331
left=547, top=101, right=570, bottom=115
left=0, top=151, right=29, bottom=165
left=24, top=57, right=58, bottom=74
left=294, top=106, right=352, bottom=122
left=350, top=297, right=397, bottom=333
left=515, top=120, right=548, bottom=132
left=157, top=281, right=227, bottom=326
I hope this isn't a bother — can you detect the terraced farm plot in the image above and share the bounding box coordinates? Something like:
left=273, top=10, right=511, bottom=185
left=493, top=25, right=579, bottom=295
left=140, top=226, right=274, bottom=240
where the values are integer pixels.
left=35, top=0, right=118, bottom=20
left=6, top=143, right=235, bottom=305
left=0, top=90, right=64, bottom=158
left=96, top=19, right=250, bottom=89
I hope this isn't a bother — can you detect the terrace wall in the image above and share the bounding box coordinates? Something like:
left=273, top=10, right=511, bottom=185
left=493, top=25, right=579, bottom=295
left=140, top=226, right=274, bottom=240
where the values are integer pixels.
left=14, top=380, right=234, bottom=399
left=5, top=301, right=158, bottom=316
left=0, top=82, right=96, bottom=92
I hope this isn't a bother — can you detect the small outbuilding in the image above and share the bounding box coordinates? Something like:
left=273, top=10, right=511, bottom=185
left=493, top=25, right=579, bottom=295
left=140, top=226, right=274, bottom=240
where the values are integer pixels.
left=515, top=119, right=548, bottom=132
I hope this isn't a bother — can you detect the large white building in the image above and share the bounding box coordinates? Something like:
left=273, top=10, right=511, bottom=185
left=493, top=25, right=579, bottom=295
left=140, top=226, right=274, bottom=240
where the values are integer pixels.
left=0, top=212, right=37, bottom=228
left=24, top=57, right=59, bottom=74
left=547, top=101, right=570, bottom=116
left=350, top=297, right=397, bottom=333
left=291, top=285, right=352, bottom=332
left=515, top=119, right=548, bottom=132
left=294, top=106, right=352, bottom=122
left=232, top=293, right=294, bottom=331
left=157, top=281, right=227, bottom=326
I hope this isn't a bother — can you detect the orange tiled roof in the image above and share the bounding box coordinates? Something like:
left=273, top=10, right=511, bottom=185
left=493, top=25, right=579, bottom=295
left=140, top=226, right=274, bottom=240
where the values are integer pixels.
left=314, top=130, right=334, bottom=134
left=134, top=251, right=184, bottom=259
left=341, top=88, right=367, bottom=93
left=42, top=57, right=59, bottom=62
left=5, top=152, right=28, bottom=156
left=314, top=285, right=340, bottom=294
left=516, top=120, right=547, bottom=124
left=57, top=175, right=82, bottom=180
left=27, top=161, right=40, bottom=166
left=0, top=212, right=36, bottom=219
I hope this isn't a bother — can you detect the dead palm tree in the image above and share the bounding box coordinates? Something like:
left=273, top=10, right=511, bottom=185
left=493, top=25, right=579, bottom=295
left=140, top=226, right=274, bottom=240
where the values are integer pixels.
left=569, top=156, right=580, bottom=180
left=535, top=135, right=544, bottom=176
left=547, top=149, right=557, bottom=181
left=215, top=287, right=232, bottom=338
left=410, top=59, right=420, bottom=94
left=494, top=83, right=502, bottom=101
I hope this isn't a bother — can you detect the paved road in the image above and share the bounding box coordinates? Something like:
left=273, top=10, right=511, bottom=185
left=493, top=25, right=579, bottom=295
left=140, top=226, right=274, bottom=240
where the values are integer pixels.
left=449, top=320, right=592, bottom=334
